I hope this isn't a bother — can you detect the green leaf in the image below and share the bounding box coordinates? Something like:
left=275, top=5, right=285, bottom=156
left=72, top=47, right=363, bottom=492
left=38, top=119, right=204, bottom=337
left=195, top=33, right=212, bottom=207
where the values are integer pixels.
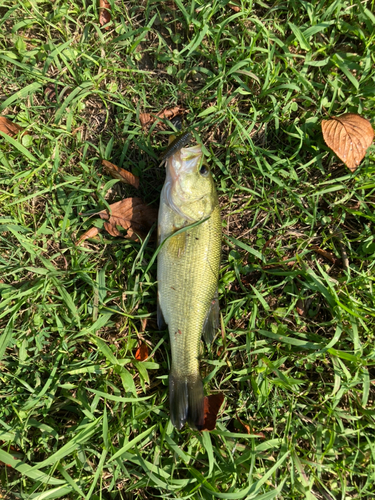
left=108, top=425, right=156, bottom=462
left=289, top=22, right=311, bottom=51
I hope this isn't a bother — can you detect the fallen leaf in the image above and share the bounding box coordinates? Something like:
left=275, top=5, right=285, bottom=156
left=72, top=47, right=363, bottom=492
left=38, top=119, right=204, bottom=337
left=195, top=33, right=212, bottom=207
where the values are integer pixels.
left=99, top=0, right=111, bottom=29
left=262, top=234, right=277, bottom=252
left=102, top=220, right=119, bottom=237
left=98, top=197, right=158, bottom=241
left=202, top=393, right=224, bottom=431
left=102, top=159, right=140, bottom=189
left=217, top=346, right=224, bottom=357
left=236, top=412, right=250, bottom=433
left=235, top=412, right=266, bottom=438
left=165, top=0, right=178, bottom=9
left=45, top=84, right=71, bottom=104
left=262, top=255, right=295, bottom=270
left=333, top=229, right=349, bottom=271
left=0, top=116, right=25, bottom=137
left=321, top=113, right=374, bottom=171
left=135, top=342, right=148, bottom=361
left=140, top=318, right=148, bottom=332
left=78, top=226, right=101, bottom=244
left=347, top=201, right=361, bottom=210
left=139, top=113, right=151, bottom=128
left=228, top=1, right=241, bottom=12
left=310, top=245, right=337, bottom=264
left=139, top=106, right=185, bottom=129
left=296, top=298, right=305, bottom=317
left=45, top=84, right=58, bottom=102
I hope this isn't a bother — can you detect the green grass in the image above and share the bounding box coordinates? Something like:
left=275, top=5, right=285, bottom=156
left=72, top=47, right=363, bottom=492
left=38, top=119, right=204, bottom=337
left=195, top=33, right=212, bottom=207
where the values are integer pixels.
left=1, top=0, right=375, bottom=498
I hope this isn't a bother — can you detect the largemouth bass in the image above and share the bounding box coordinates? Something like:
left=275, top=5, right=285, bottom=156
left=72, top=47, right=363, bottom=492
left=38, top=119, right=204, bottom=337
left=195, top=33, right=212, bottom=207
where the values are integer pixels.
left=157, top=143, right=221, bottom=429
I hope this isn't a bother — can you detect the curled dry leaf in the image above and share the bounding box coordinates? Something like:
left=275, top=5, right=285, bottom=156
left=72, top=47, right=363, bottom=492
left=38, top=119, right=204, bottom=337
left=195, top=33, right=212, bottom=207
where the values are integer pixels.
left=322, top=113, right=374, bottom=171
left=135, top=342, right=149, bottom=361
left=235, top=412, right=250, bottom=433
left=201, top=393, right=224, bottom=431
left=78, top=226, right=101, bottom=244
left=0, top=116, right=25, bottom=137
left=228, top=1, right=241, bottom=12
left=139, top=106, right=185, bottom=129
left=99, top=0, right=111, bottom=29
left=296, top=298, right=306, bottom=317
left=262, top=255, right=295, bottom=270
left=235, top=412, right=266, bottom=438
left=98, top=197, right=158, bottom=241
left=333, top=229, right=349, bottom=271
left=140, top=317, right=148, bottom=332
left=45, top=84, right=58, bottom=103
left=310, top=245, right=337, bottom=264
left=102, top=159, right=140, bottom=189
left=262, top=234, right=277, bottom=252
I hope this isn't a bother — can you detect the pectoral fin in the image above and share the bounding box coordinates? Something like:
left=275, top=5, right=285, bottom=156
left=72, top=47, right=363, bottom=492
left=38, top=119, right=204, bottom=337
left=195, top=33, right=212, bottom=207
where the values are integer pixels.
left=202, top=290, right=219, bottom=344
left=166, top=230, right=187, bottom=258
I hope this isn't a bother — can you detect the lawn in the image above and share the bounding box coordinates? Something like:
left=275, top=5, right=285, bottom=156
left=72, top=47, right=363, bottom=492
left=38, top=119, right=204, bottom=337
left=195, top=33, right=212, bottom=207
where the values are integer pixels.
left=1, top=0, right=375, bottom=498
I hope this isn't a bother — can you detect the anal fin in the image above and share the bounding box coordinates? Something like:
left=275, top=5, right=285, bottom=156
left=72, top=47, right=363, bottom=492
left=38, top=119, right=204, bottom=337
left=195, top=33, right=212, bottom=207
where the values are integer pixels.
left=202, top=290, right=219, bottom=344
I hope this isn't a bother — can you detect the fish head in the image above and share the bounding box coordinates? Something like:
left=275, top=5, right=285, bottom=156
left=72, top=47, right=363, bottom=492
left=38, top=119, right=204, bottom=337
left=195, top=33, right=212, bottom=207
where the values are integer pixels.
left=164, top=144, right=217, bottom=221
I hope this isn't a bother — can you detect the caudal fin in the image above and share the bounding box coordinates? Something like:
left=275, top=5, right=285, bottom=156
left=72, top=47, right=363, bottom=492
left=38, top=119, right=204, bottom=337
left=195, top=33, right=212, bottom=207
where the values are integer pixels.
left=169, top=372, right=204, bottom=430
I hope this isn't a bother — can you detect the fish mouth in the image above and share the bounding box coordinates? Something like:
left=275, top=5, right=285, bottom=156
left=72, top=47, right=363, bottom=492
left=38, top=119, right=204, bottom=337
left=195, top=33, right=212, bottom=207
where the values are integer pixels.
left=164, top=145, right=204, bottom=219
left=167, top=145, right=203, bottom=182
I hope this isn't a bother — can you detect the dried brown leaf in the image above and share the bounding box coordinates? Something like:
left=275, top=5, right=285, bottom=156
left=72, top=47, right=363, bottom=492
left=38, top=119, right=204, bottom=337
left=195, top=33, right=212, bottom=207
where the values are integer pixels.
left=165, top=1, right=178, bottom=10
left=99, top=0, right=111, bottom=29
left=332, top=229, right=349, bottom=271
left=262, top=234, right=277, bottom=252
left=45, top=84, right=57, bottom=102
left=126, top=228, right=144, bottom=242
left=235, top=412, right=251, bottom=433
left=102, top=159, right=140, bottom=189
left=77, top=227, right=101, bottom=244
left=202, top=393, right=224, bottom=431
left=310, top=245, right=337, bottom=264
left=98, top=197, right=158, bottom=241
left=296, top=298, right=305, bottom=317
left=135, top=342, right=149, bottom=361
left=139, top=106, right=185, bottom=129
left=0, top=116, right=25, bottom=137
left=139, top=113, right=151, bottom=127
left=228, top=1, right=241, bottom=12
left=103, top=221, right=121, bottom=237
left=140, top=317, right=148, bottom=332
left=235, top=412, right=266, bottom=438
left=262, top=255, right=295, bottom=270
left=322, top=113, right=374, bottom=171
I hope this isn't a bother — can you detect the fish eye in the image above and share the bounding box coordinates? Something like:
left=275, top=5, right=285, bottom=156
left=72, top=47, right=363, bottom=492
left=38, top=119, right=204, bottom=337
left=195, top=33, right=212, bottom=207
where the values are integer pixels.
left=199, top=164, right=209, bottom=176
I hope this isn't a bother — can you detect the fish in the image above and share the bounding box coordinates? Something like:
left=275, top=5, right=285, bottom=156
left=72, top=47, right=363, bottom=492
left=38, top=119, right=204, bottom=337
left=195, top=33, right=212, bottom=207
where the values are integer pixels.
left=157, top=142, right=221, bottom=430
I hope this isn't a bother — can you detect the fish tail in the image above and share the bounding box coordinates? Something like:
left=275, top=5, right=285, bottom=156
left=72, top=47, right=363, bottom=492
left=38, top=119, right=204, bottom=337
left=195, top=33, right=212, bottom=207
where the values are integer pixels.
left=169, top=371, right=204, bottom=430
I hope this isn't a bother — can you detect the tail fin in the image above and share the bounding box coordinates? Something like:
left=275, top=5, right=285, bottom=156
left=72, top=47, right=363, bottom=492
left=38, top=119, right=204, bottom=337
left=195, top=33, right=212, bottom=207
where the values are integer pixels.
left=169, top=371, right=204, bottom=430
